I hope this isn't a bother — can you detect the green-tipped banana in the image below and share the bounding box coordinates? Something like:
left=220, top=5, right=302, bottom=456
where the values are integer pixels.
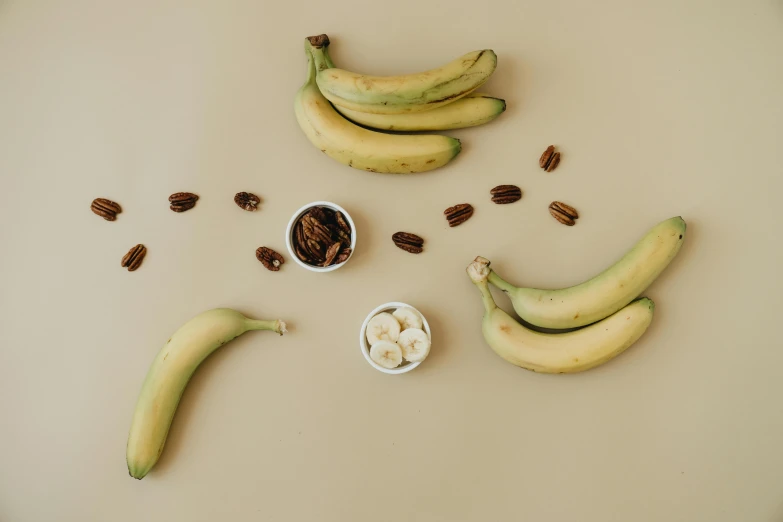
left=486, top=216, right=686, bottom=329
left=336, top=93, right=506, bottom=131
left=308, top=34, right=497, bottom=115
left=468, top=260, right=654, bottom=373
left=295, top=38, right=461, bottom=174
left=126, top=308, right=286, bottom=479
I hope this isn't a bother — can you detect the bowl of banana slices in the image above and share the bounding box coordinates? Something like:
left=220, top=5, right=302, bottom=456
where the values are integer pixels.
left=360, top=302, right=432, bottom=374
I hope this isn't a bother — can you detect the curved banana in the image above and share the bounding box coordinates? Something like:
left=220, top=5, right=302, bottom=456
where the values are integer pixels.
left=307, top=34, right=497, bottom=115
left=337, top=93, right=506, bottom=131
left=127, top=308, right=286, bottom=479
left=295, top=39, right=461, bottom=174
left=467, top=260, right=654, bottom=373
left=486, top=216, right=685, bottom=329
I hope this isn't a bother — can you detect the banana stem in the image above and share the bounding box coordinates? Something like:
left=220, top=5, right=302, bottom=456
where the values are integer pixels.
left=310, top=46, right=330, bottom=72
left=474, top=280, right=498, bottom=313
left=487, top=270, right=517, bottom=294
left=245, top=319, right=287, bottom=335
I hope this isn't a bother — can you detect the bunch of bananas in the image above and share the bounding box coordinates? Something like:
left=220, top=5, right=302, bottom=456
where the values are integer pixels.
left=467, top=217, right=687, bottom=373
left=294, top=34, right=504, bottom=174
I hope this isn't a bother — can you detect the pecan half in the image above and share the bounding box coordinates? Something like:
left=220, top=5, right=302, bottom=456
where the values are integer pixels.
left=335, top=247, right=352, bottom=264
left=444, top=203, right=474, bottom=227
left=169, top=192, right=199, bottom=212
left=256, top=246, right=284, bottom=271
left=392, top=232, right=424, bottom=254
left=121, top=244, right=146, bottom=272
left=306, top=238, right=325, bottom=261
left=322, top=242, right=342, bottom=266
left=306, top=206, right=327, bottom=223
left=234, top=192, right=260, bottom=211
left=91, top=198, right=122, bottom=221
left=549, top=201, right=579, bottom=226
left=490, top=185, right=522, bottom=204
left=335, top=211, right=351, bottom=235
left=294, top=243, right=315, bottom=264
left=539, top=145, right=561, bottom=172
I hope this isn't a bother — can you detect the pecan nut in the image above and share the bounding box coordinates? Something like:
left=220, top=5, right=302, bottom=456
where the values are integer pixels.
left=335, top=211, right=351, bottom=234
left=91, top=198, right=122, bottom=221
left=335, top=247, right=352, bottom=264
left=549, top=201, right=579, bottom=226
left=256, top=246, right=284, bottom=271
left=444, top=203, right=474, bottom=227
left=539, top=145, right=561, bottom=172
left=234, top=192, right=260, bottom=211
left=322, top=242, right=342, bottom=266
left=490, top=185, right=522, bottom=204
left=392, top=232, right=424, bottom=254
left=121, top=244, right=146, bottom=272
left=169, top=192, right=199, bottom=212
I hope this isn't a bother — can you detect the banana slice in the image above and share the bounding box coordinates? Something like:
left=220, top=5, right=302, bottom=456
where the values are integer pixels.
left=366, top=312, right=401, bottom=345
left=370, top=341, right=403, bottom=369
left=392, top=307, right=423, bottom=331
left=397, top=328, right=431, bottom=362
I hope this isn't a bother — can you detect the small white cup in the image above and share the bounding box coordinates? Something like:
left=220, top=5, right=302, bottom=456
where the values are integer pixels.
left=285, top=201, right=357, bottom=272
left=360, top=302, right=432, bottom=374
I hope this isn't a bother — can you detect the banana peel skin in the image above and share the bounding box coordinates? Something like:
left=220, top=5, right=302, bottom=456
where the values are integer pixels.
left=485, top=216, right=685, bottom=329
left=126, top=308, right=286, bottom=479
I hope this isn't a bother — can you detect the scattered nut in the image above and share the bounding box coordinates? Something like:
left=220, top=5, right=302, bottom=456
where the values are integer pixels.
left=490, top=185, right=522, bottom=204
left=234, top=192, right=260, bottom=211
left=444, top=203, right=474, bottom=227
left=169, top=192, right=199, bottom=212
left=539, top=145, right=561, bottom=172
left=392, top=232, right=424, bottom=254
left=121, top=244, right=147, bottom=272
left=255, top=247, right=285, bottom=271
left=549, top=201, right=579, bottom=226
left=91, top=198, right=122, bottom=221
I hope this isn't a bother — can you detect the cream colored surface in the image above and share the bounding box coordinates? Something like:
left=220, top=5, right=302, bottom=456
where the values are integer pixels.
left=0, top=1, right=781, bottom=521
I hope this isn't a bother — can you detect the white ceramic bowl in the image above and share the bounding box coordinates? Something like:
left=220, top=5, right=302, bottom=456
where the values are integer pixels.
left=360, top=302, right=432, bottom=374
left=285, top=201, right=357, bottom=272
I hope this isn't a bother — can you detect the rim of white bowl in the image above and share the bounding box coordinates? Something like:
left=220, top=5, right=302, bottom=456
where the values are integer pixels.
left=360, top=302, right=431, bottom=374
left=285, top=201, right=357, bottom=272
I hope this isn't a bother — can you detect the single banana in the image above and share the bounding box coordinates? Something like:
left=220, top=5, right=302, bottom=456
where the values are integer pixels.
left=318, top=47, right=505, bottom=130
left=295, top=39, right=461, bottom=174
left=126, top=308, right=286, bottom=479
left=308, top=34, right=497, bottom=115
left=486, top=216, right=686, bottom=329
left=366, top=312, right=401, bottom=345
left=336, top=93, right=506, bottom=131
left=467, top=260, right=654, bottom=373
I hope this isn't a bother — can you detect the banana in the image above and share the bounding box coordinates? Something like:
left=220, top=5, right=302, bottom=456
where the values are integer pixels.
left=392, top=307, right=423, bottom=331
left=366, top=312, right=401, bottom=345
left=467, top=260, right=654, bottom=373
left=336, top=93, right=506, bottom=131
left=126, top=308, right=286, bottom=479
left=317, top=45, right=505, bottom=130
left=370, top=340, right=403, bottom=369
left=307, top=34, right=497, bottom=115
left=295, top=39, right=461, bottom=174
left=397, top=328, right=431, bottom=362
left=486, top=216, right=686, bottom=329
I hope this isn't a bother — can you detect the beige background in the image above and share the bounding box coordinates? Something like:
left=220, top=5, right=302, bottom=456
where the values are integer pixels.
left=1, top=0, right=782, bottom=520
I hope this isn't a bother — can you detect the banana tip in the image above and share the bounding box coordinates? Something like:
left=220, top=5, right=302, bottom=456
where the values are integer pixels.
left=277, top=321, right=288, bottom=335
